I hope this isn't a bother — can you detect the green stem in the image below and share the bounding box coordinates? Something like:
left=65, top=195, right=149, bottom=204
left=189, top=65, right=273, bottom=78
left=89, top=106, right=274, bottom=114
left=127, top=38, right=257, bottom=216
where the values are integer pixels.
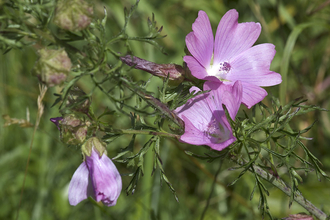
left=267, top=141, right=274, bottom=165
left=106, top=34, right=126, bottom=45
left=120, top=77, right=185, bottom=130
left=238, top=160, right=327, bottom=220
left=102, top=128, right=179, bottom=139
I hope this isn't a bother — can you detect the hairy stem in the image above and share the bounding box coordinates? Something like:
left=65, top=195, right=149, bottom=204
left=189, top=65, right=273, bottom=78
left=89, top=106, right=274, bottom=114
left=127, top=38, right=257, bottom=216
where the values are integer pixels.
left=250, top=163, right=327, bottom=220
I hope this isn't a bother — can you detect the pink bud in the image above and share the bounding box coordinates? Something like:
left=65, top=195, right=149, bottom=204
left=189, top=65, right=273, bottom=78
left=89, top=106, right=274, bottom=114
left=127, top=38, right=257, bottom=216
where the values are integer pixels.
left=33, top=48, right=71, bottom=87
left=121, top=55, right=185, bottom=82
left=69, top=138, right=122, bottom=206
left=53, top=0, right=93, bottom=32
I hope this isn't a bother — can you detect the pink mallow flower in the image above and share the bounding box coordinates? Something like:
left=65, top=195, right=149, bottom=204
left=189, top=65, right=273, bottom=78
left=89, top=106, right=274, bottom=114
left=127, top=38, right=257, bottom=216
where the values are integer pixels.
left=68, top=137, right=122, bottom=206
left=175, top=81, right=242, bottom=151
left=184, top=9, right=282, bottom=108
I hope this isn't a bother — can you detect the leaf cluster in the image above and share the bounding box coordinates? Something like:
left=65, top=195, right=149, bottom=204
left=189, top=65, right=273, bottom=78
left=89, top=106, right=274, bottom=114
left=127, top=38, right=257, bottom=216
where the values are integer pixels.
left=187, top=96, right=329, bottom=219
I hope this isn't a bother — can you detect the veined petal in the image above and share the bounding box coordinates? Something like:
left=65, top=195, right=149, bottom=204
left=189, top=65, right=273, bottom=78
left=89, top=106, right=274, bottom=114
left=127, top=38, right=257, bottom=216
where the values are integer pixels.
left=179, top=115, right=211, bottom=146
left=184, top=56, right=209, bottom=80
left=176, top=82, right=237, bottom=151
left=203, top=81, right=242, bottom=121
left=175, top=91, right=212, bottom=131
left=241, top=82, right=267, bottom=108
left=68, top=162, right=91, bottom=206
left=221, top=81, right=243, bottom=120
left=180, top=115, right=235, bottom=151
left=229, top=44, right=282, bottom=86
left=214, top=9, right=261, bottom=63
left=203, top=81, right=222, bottom=91
left=87, top=149, right=122, bottom=207
left=175, top=86, right=201, bottom=116
left=186, top=11, right=213, bottom=68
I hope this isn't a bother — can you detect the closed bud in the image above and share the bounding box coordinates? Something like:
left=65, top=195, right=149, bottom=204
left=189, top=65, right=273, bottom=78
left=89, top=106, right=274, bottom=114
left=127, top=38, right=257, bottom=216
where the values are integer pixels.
left=53, top=0, right=93, bottom=32
left=121, top=55, right=185, bottom=83
left=33, top=48, right=71, bottom=87
left=69, top=137, right=122, bottom=206
left=50, top=117, right=63, bottom=130
left=59, top=114, right=90, bottom=145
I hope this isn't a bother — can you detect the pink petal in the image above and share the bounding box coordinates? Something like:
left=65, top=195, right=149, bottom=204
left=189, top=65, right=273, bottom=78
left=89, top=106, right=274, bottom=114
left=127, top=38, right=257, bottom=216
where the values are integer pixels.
left=222, top=81, right=243, bottom=120
left=180, top=115, right=235, bottom=151
left=179, top=115, right=211, bottom=146
left=203, top=113, right=235, bottom=150
left=68, top=162, right=91, bottom=206
left=175, top=86, right=202, bottom=114
left=203, top=81, right=242, bottom=121
left=203, top=81, right=223, bottom=91
left=229, top=44, right=282, bottom=86
left=183, top=55, right=209, bottom=80
left=214, top=9, right=261, bottom=64
left=203, top=82, right=224, bottom=112
left=175, top=92, right=211, bottom=131
left=185, top=11, right=213, bottom=68
left=241, top=82, right=268, bottom=108
left=176, top=82, right=238, bottom=151
left=87, top=149, right=122, bottom=207
left=189, top=86, right=201, bottom=93
left=208, top=134, right=236, bottom=151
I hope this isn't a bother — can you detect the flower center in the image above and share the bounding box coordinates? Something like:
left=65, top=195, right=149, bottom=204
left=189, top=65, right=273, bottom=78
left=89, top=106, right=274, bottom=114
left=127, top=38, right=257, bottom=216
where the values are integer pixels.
left=207, top=62, right=231, bottom=81
left=204, top=119, right=230, bottom=144
left=219, top=62, right=231, bottom=72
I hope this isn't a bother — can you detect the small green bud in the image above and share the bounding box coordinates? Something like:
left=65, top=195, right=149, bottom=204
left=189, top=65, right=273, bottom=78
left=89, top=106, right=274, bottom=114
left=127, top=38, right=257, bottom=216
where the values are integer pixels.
left=59, top=114, right=90, bottom=145
left=33, top=48, right=71, bottom=87
left=53, top=0, right=94, bottom=32
left=81, top=137, right=107, bottom=159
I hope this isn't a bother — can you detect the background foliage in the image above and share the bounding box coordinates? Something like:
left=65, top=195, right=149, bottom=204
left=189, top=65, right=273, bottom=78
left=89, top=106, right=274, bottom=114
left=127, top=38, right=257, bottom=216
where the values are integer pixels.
left=1, top=0, right=330, bottom=219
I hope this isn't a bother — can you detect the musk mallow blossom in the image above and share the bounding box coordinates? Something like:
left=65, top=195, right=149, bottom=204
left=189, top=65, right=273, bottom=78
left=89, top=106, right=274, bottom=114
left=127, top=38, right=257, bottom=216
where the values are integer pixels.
left=68, top=137, right=122, bottom=206
left=184, top=9, right=282, bottom=108
left=175, top=81, right=242, bottom=151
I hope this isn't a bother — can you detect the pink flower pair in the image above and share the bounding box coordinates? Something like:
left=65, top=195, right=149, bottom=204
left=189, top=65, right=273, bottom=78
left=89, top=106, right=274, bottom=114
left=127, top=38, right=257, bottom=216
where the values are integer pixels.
left=176, top=9, right=281, bottom=150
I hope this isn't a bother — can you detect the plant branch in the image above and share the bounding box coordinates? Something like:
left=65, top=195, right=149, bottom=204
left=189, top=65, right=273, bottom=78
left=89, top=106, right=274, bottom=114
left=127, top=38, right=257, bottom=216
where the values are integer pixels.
left=103, top=128, right=180, bottom=139
left=236, top=160, right=328, bottom=220
left=120, top=77, right=185, bottom=130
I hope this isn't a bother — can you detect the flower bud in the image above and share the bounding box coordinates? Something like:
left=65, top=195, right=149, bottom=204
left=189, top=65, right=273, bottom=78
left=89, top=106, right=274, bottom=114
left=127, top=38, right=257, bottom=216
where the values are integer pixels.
left=53, top=0, right=93, bottom=32
left=66, top=87, right=91, bottom=114
left=33, top=48, right=71, bottom=87
left=59, top=114, right=90, bottom=145
left=50, top=117, right=63, bottom=130
left=120, top=55, right=185, bottom=83
left=69, top=137, right=122, bottom=206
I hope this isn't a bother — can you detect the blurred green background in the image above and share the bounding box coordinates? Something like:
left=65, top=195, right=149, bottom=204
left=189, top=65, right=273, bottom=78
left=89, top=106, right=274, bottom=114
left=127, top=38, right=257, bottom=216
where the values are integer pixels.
left=1, top=0, right=330, bottom=219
